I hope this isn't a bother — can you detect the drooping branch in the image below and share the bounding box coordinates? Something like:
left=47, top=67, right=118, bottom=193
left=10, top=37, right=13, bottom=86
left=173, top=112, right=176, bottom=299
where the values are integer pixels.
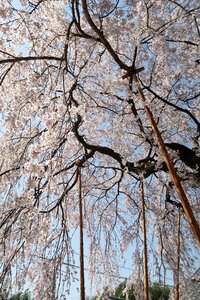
left=40, top=169, right=79, bottom=214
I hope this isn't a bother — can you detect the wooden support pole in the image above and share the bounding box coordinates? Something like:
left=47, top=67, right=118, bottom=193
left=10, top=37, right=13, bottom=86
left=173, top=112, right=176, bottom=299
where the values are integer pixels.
left=176, top=208, right=181, bottom=300
left=127, top=73, right=200, bottom=248
left=141, top=179, right=150, bottom=300
left=78, top=165, right=85, bottom=300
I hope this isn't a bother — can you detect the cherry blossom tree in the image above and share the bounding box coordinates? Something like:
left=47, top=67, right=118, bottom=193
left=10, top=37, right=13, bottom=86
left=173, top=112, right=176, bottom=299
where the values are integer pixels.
left=0, top=0, right=199, bottom=299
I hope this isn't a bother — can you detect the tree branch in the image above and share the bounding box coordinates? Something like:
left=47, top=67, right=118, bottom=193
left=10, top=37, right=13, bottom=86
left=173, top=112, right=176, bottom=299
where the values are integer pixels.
left=0, top=56, right=65, bottom=65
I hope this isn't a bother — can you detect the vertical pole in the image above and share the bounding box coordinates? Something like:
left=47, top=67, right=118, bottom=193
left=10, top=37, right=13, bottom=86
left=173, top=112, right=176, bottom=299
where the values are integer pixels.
left=141, top=179, right=149, bottom=300
left=176, top=208, right=181, bottom=300
left=78, top=165, right=85, bottom=300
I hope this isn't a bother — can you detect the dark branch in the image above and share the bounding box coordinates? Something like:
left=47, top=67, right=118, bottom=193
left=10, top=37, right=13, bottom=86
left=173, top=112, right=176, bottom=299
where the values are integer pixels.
left=165, top=143, right=200, bottom=173
left=143, top=85, right=200, bottom=128
left=0, top=56, right=65, bottom=65
left=73, top=115, right=124, bottom=167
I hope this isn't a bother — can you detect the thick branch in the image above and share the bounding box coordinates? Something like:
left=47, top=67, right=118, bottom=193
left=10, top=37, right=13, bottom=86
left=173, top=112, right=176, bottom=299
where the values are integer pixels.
left=73, top=115, right=124, bottom=167
left=165, top=143, right=200, bottom=173
left=81, top=0, right=131, bottom=71
left=73, top=115, right=200, bottom=181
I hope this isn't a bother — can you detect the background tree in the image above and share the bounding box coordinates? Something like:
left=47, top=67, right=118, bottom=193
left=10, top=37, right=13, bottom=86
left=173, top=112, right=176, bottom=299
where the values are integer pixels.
left=0, top=290, right=31, bottom=300
left=110, top=281, right=135, bottom=300
left=8, top=292, right=31, bottom=300
left=0, top=0, right=199, bottom=298
left=93, top=281, right=170, bottom=300
left=150, top=283, right=170, bottom=300
left=0, top=288, right=9, bottom=300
